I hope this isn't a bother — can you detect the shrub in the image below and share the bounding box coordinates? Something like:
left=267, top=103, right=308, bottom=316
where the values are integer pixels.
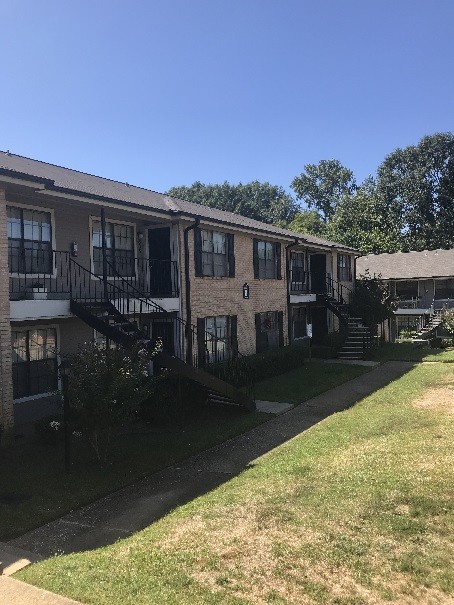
left=139, top=374, right=206, bottom=426
left=440, top=309, right=454, bottom=335
left=67, top=341, right=156, bottom=462
left=429, top=337, right=444, bottom=349
left=208, top=342, right=311, bottom=386
left=441, top=338, right=454, bottom=348
left=311, top=345, right=337, bottom=359
left=34, top=414, right=64, bottom=446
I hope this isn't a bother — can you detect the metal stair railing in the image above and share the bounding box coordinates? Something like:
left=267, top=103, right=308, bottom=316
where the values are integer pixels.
left=102, top=258, right=255, bottom=403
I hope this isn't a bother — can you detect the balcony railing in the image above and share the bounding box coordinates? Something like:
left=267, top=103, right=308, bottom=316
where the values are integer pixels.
left=9, top=250, right=179, bottom=301
left=289, top=270, right=311, bottom=294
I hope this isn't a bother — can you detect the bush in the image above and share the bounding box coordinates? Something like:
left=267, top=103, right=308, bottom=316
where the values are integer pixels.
left=429, top=337, right=444, bottom=349
left=208, top=342, right=311, bottom=386
left=441, top=338, right=454, bottom=348
left=34, top=414, right=64, bottom=446
left=139, top=374, right=206, bottom=426
left=311, top=345, right=337, bottom=359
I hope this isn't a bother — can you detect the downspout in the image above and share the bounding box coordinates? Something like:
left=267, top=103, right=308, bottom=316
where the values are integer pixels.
left=286, top=238, right=301, bottom=344
left=183, top=217, right=200, bottom=364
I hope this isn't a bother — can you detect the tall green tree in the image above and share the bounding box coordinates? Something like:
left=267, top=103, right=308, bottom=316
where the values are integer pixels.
left=288, top=209, right=326, bottom=237
left=167, top=181, right=298, bottom=226
left=377, top=132, right=454, bottom=250
left=349, top=272, right=399, bottom=332
left=291, top=159, right=356, bottom=223
left=325, top=178, right=403, bottom=254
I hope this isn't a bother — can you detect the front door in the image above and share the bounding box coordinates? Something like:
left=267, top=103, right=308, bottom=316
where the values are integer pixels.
left=311, top=307, right=328, bottom=344
left=148, top=228, right=172, bottom=296
left=310, top=254, right=327, bottom=293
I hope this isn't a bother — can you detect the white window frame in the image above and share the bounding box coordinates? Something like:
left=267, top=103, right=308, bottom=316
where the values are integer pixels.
left=89, top=215, right=137, bottom=280
left=12, top=323, right=61, bottom=403
left=7, top=202, right=57, bottom=278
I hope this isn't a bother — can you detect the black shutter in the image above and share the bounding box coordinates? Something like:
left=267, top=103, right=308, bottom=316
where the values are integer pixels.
left=230, top=315, right=238, bottom=359
left=194, top=227, right=203, bottom=277
left=348, top=255, right=352, bottom=281
left=255, top=313, right=268, bottom=353
left=227, top=233, right=235, bottom=277
left=278, top=311, right=284, bottom=347
left=275, top=243, right=282, bottom=279
left=253, top=239, right=259, bottom=278
left=197, top=317, right=206, bottom=366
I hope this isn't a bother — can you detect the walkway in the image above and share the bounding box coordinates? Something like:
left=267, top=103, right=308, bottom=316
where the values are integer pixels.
left=8, top=361, right=413, bottom=561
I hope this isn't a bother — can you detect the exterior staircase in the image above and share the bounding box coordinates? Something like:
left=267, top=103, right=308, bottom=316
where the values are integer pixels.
left=412, top=309, right=443, bottom=340
left=68, top=258, right=255, bottom=411
left=338, top=318, right=372, bottom=360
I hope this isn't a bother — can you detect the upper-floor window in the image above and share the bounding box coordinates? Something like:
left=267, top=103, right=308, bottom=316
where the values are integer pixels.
left=92, top=219, right=135, bottom=277
left=337, top=254, right=352, bottom=281
left=253, top=240, right=282, bottom=279
left=7, top=206, right=53, bottom=274
left=194, top=228, right=235, bottom=277
left=11, top=328, right=58, bottom=399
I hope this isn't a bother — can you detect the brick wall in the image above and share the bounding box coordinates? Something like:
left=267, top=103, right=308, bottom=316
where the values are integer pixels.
left=180, top=222, right=289, bottom=356
left=0, top=189, right=14, bottom=437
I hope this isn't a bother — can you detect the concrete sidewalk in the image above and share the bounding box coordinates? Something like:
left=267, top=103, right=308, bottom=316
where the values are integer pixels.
left=0, top=576, right=83, bottom=604
left=8, top=361, right=414, bottom=560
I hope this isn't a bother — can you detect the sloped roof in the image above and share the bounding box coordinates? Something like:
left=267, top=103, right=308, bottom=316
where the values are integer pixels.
left=357, top=249, right=454, bottom=279
left=0, top=151, right=356, bottom=251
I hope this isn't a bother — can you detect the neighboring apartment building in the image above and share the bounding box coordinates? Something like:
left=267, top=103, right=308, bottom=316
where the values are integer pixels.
left=0, top=151, right=356, bottom=435
left=357, top=249, right=454, bottom=341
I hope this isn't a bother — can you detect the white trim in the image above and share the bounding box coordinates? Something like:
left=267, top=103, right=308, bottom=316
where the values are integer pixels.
left=11, top=323, right=62, bottom=402
left=88, top=215, right=138, bottom=280
left=6, top=200, right=58, bottom=278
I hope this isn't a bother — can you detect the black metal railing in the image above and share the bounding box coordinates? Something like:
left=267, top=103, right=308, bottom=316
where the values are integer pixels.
left=289, top=272, right=353, bottom=304
left=326, top=275, right=352, bottom=305
left=8, top=251, right=179, bottom=301
left=289, top=270, right=311, bottom=293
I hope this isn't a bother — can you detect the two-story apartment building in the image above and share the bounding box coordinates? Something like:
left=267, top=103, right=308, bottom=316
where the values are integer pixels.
left=0, top=152, right=357, bottom=436
left=357, top=249, right=454, bottom=341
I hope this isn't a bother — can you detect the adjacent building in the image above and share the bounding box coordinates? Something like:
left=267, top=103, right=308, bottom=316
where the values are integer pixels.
left=357, top=249, right=454, bottom=341
left=0, top=151, right=357, bottom=434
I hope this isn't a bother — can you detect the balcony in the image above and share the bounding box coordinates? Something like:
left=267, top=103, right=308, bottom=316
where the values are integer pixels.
left=9, top=250, right=180, bottom=320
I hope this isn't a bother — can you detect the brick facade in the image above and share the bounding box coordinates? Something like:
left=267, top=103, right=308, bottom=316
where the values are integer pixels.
left=0, top=189, right=14, bottom=438
left=180, top=221, right=289, bottom=356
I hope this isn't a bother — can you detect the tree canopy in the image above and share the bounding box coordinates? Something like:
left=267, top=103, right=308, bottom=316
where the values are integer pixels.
left=287, top=209, right=326, bottom=237
left=291, top=159, right=356, bottom=223
left=349, top=272, right=399, bottom=331
left=167, top=181, right=298, bottom=226
left=377, top=132, right=454, bottom=251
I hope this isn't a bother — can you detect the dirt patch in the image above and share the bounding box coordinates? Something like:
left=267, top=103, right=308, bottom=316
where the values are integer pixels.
left=414, top=387, right=454, bottom=414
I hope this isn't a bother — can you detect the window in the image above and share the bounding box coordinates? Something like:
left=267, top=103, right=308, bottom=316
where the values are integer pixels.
left=92, top=220, right=135, bottom=277
left=253, top=240, right=281, bottom=279
left=292, top=306, right=307, bottom=339
left=7, top=206, right=53, bottom=274
left=197, top=315, right=237, bottom=365
left=396, top=280, right=419, bottom=300
left=435, top=279, right=454, bottom=299
left=255, top=311, right=283, bottom=352
left=194, top=228, right=234, bottom=277
left=337, top=254, right=352, bottom=281
left=291, top=253, right=306, bottom=291
left=11, top=328, right=58, bottom=399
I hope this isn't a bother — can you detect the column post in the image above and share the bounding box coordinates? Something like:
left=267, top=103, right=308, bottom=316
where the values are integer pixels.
left=0, top=189, right=14, bottom=443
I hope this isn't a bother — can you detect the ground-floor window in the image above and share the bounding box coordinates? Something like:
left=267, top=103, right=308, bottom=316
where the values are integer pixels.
left=396, top=316, right=421, bottom=339
left=255, top=311, right=283, bottom=353
left=11, top=328, right=58, bottom=399
left=292, top=306, right=307, bottom=339
left=198, top=315, right=237, bottom=365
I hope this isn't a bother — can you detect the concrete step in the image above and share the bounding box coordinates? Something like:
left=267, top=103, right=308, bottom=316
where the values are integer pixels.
left=0, top=542, right=42, bottom=575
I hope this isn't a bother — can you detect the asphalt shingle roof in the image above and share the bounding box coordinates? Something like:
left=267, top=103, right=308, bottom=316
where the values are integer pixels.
left=0, top=151, right=356, bottom=252
left=357, top=249, right=454, bottom=279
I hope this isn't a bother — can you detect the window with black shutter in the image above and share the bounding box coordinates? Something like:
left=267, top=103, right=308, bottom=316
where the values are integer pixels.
left=254, top=240, right=281, bottom=279
left=195, top=228, right=234, bottom=277
left=255, top=311, right=281, bottom=352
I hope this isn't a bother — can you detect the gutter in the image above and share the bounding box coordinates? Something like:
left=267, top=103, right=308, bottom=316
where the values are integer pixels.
left=183, top=217, right=200, bottom=364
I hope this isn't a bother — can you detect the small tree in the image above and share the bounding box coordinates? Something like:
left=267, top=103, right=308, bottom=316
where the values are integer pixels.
left=67, top=341, right=156, bottom=462
left=349, top=272, right=399, bottom=333
left=440, top=309, right=454, bottom=335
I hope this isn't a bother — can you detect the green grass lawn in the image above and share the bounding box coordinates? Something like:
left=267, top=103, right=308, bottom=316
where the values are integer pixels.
left=254, top=361, right=369, bottom=404
left=366, top=342, right=454, bottom=363
left=1, top=361, right=367, bottom=540
left=18, top=362, right=454, bottom=604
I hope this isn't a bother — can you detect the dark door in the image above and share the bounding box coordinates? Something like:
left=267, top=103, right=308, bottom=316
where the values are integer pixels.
left=311, top=307, right=328, bottom=344
left=149, top=320, right=175, bottom=354
left=148, top=228, right=172, bottom=296
left=310, top=254, right=327, bottom=293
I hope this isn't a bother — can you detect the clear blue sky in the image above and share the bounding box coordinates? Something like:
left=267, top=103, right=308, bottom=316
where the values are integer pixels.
left=1, top=0, right=453, bottom=196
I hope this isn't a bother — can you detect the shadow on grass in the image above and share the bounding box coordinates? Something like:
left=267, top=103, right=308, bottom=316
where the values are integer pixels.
left=6, top=360, right=416, bottom=558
